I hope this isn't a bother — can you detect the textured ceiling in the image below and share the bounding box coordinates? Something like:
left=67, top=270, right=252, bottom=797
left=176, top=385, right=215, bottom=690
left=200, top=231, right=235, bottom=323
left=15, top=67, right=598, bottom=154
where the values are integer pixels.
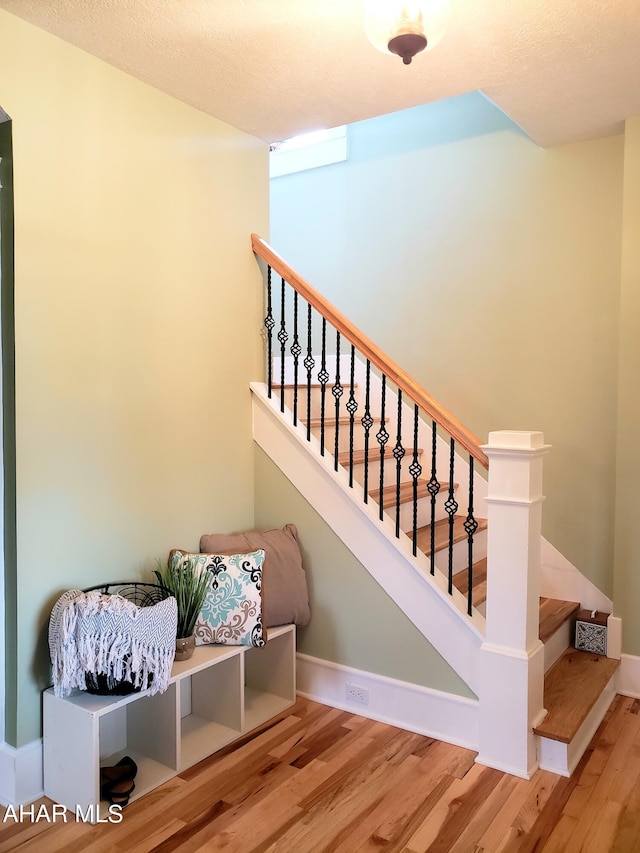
left=2, top=0, right=640, bottom=147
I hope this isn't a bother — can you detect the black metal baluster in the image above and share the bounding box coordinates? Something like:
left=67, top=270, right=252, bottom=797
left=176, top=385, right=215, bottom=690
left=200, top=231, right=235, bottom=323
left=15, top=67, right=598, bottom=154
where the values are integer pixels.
left=291, top=291, right=301, bottom=426
left=318, top=318, right=328, bottom=456
left=393, top=390, right=405, bottom=539
left=346, top=346, right=358, bottom=488
left=264, top=266, right=274, bottom=398
left=332, top=332, right=343, bottom=471
left=303, top=303, right=314, bottom=442
left=277, top=277, right=288, bottom=414
left=445, top=438, right=459, bottom=595
left=377, top=376, right=389, bottom=522
left=427, top=420, right=441, bottom=576
left=409, top=405, right=422, bottom=557
left=463, top=457, right=479, bottom=616
left=361, top=360, right=373, bottom=504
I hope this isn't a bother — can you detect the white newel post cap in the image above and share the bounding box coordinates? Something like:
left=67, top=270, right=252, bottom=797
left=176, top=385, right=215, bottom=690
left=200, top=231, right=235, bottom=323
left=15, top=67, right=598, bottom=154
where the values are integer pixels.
left=480, top=433, right=551, bottom=500
left=482, top=431, right=550, bottom=453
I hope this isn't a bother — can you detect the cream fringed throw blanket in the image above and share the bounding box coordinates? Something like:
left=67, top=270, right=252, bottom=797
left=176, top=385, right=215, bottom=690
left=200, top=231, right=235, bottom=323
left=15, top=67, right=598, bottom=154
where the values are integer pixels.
left=49, top=590, right=178, bottom=697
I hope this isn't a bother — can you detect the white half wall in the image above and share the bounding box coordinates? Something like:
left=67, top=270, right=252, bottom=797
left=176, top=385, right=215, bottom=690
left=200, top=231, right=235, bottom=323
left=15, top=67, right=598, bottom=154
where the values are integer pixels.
left=540, top=538, right=613, bottom=613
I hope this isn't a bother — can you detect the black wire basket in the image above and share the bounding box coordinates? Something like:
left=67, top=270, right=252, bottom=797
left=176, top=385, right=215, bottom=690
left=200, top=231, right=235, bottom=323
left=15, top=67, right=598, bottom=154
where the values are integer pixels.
left=81, top=581, right=170, bottom=696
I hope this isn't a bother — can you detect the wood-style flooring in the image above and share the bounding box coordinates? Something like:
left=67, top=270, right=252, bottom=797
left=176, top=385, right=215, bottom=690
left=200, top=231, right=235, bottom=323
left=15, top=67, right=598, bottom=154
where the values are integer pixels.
left=3, top=694, right=640, bottom=852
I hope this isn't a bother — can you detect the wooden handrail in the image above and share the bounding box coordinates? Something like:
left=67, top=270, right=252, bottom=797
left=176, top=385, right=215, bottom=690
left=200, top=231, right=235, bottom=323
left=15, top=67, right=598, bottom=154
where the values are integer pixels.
left=251, top=234, right=489, bottom=468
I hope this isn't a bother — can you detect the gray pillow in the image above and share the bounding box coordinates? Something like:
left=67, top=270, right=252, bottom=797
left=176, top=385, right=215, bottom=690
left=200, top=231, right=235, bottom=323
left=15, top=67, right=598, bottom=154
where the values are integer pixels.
left=199, top=524, right=311, bottom=628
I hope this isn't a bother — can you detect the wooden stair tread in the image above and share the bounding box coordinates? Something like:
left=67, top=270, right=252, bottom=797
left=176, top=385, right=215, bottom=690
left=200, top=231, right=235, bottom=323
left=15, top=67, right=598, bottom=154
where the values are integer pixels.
left=307, top=416, right=377, bottom=427
left=533, top=649, right=619, bottom=743
left=448, top=578, right=581, bottom=638
left=539, top=597, right=580, bottom=644
left=337, top=448, right=424, bottom=466
left=370, top=480, right=454, bottom=509
left=273, top=382, right=358, bottom=390
left=415, top=516, right=488, bottom=554
left=452, top=558, right=487, bottom=608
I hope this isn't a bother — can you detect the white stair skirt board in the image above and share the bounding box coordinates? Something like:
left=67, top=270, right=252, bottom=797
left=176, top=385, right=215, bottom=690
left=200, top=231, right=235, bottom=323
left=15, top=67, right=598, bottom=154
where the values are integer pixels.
left=296, top=654, right=479, bottom=752
left=0, top=739, right=44, bottom=807
left=251, top=383, right=485, bottom=695
left=536, top=672, right=617, bottom=777
left=540, top=539, right=612, bottom=615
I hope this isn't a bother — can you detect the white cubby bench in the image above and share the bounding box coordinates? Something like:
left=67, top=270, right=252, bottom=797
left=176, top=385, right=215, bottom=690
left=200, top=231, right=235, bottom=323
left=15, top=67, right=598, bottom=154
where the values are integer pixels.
left=43, top=624, right=296, bottom=817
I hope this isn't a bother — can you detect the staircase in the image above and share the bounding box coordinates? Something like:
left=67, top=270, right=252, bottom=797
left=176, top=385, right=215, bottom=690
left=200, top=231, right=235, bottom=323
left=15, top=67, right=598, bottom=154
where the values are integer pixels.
left=251, top=233, right=620, bottom=780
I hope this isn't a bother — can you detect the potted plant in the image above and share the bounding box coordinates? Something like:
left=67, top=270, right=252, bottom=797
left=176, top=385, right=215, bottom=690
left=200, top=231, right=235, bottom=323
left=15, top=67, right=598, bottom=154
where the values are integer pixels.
left=154, top=554, right=210, bottom=660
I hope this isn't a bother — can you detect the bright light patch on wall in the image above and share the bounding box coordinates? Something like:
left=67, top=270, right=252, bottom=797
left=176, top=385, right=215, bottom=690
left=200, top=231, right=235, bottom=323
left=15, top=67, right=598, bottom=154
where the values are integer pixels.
left=269, top=126, right=347, bottom=178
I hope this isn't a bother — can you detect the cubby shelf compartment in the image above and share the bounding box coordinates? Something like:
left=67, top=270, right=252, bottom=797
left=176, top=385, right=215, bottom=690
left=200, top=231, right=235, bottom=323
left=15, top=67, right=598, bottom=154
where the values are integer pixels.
left=44, top=624, right=296, bottom=820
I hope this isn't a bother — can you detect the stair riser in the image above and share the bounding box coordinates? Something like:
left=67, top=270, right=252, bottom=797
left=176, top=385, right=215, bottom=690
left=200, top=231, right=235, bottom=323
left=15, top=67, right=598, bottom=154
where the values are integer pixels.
left=384, top=492, right=453, bottom=531
left=309, top=420, right=375, bottom=453
left=345, top=455, right=423, bottom=490
left=275, top=387, right=356, bottom=422
left=434, top=528, right=488, bottom=575
left=278, top=387, right=430, bottom=455
left=309, top=420, right=432, bottom=455
left=543, top=619, right=574, bottom=673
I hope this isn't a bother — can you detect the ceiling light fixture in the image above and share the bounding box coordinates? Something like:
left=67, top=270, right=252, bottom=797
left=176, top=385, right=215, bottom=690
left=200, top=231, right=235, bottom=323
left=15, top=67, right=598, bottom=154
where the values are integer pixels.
left=365, top=1, right=449, bottom=65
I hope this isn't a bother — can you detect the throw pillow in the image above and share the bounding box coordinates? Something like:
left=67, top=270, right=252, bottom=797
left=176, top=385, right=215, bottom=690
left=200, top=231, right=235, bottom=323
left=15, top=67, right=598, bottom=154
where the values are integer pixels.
left=199, top=524, right=311, bottom=628
left=172, top=549, right=266, bottom=647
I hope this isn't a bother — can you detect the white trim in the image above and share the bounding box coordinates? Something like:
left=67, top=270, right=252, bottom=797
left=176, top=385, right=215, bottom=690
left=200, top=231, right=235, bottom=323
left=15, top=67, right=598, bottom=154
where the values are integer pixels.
left=480, top=640, right=545, bottom=662
left=270, top=126, right=347, bottom=178
left=296, top=653, right=479, bottom=751
left=616, top=653, right=640, bottom=698
left=474, top=754, right=538, bottom=780
left=0, top=739, right=44, bottom=807
left=484, top=496, right=545, bottom=508
left=607, top=616, right=622, bottom=660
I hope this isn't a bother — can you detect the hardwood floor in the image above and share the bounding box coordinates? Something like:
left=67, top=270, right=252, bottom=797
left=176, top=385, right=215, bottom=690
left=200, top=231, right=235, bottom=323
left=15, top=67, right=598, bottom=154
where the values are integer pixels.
left=3, top=694, right=640, bottom=852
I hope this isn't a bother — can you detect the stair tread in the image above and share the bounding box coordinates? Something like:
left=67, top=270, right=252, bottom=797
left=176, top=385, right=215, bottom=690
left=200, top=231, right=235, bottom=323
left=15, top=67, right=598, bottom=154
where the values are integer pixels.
left=539, top=597, right=581, bottom=644
left=273, top=382, right=358, bottom=389
left=370, top=480, right=455, bottom=509
left=307, top=416, right=377, bottom=427
left=533, top=649, right=619, bottom=743
left=448, top=575, right=581, bottom=642
left=451, top=558, right=487, bottom=608
left=337, top=448, right=424, bottom=465
left=415, top=516, right=488, bottom=554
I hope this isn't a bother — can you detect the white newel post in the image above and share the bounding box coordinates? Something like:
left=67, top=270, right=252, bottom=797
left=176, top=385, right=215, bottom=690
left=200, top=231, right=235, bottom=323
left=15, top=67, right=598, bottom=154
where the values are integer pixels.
left=476, top=430, right=551, bottom=779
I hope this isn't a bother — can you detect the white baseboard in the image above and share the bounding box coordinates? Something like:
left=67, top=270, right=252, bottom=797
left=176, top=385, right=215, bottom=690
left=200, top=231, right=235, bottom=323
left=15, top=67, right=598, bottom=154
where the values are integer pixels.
left=296, top=653, right=479, bottom=752
left=616, top=653, right=640, bottom=698
left=3, top=652, right=632, bottom=805
left=0, top=739, right=44, bottom=807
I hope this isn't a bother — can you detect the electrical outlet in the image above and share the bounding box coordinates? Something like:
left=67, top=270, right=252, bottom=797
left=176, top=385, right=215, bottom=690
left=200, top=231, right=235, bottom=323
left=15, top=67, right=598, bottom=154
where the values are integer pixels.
left=345, top=682, right=369, bottom=705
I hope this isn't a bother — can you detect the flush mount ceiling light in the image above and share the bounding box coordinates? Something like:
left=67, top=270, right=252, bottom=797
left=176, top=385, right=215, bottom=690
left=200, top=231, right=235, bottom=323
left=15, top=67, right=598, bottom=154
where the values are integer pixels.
left=365, top=0, right=450, bottom=65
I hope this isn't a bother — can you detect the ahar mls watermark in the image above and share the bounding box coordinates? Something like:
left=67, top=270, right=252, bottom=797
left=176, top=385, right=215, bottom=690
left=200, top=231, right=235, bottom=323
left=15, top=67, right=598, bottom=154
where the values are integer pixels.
left=2, top=803, right=123, bottom=824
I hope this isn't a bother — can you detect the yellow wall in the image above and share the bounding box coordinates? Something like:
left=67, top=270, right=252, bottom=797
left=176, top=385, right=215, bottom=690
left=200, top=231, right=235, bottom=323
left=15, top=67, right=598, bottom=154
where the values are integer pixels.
left=0, top=10, right=268, bottom=745
left=614, top=117, right=640, bottom=653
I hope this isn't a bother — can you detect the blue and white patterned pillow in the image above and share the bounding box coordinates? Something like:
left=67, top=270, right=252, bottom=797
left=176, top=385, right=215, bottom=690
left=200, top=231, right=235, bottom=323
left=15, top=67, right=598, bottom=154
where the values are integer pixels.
left=176, top=550, right=266, bottom=647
